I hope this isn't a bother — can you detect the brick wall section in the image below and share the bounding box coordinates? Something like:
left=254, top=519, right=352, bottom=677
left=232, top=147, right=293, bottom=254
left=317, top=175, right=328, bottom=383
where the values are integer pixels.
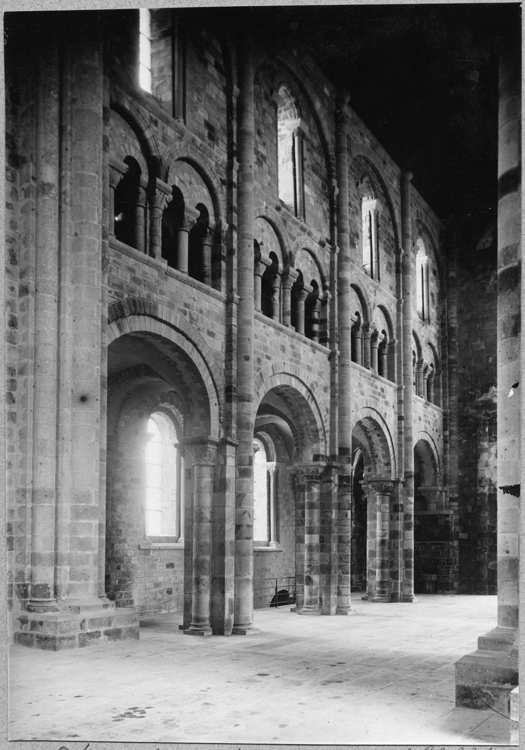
left=185, top=25, right=228, bottom=160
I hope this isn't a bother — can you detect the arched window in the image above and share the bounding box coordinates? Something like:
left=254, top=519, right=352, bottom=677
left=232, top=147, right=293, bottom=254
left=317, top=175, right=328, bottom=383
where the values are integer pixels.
left=139, top=9, right=152, bottom=93
left=416, top=238, right=430, bottom=322
left=261, top=252, right=280, bottom=320
left=139, top=10, right=186, bottom=119
left=162, top=186, right=185, bottom=269
left=145, top=411, right=183, bottom=541
left=362, top=197, right=379, bottom=280
left=305, top=280, right=320, bottom=342
left=114, top=157, right=143, bottom=250
left=351, top=313, right=363, bottom=365
left=277, top=86, right=305, bottom=219
left=253, top=437, right=278, bottom=546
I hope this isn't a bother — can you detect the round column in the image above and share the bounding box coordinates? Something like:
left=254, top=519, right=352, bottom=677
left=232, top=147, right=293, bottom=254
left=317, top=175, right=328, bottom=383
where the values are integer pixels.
left=294, top=466, right=324, bottom=615
left=201, top=227, right=214, bottom=286
left=271, top=273, right=281, bottom=321
left=254, top=258, right=268, bottom=312
left=149, top=177, right=172, bottom=260
left=401, top=170, right=416, bottom=602
left=134, top=179, right=148, bottom=254
left=363, top=325, right=372, bottom=369
left=233, top=30, right=256, bottom=635
left=28, top=35, right=60, bottom=612
left=282, top=269, right=298, bottom=328
left=371, top=481, right=394, bottom=602
left=184, top=438, right=218, bottom=637
left=335, top=90, right=352, bottom=614
left=370, top=331, right=380, bottom=372
left=496, top=23, right=521, bottom=631
left=353, top=324, right=363, bottom=366
left=295, top=286, right=310, bottom=335
left=176, top=219, right=191, bottom=274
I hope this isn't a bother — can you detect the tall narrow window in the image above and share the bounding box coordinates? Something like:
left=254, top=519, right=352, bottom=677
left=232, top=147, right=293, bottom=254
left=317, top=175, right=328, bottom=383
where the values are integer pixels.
left=416, top=239, right=430, bottom=321
left=362, top=198, right=379, bottom=279
left=139, top=9, right=152, bottom=94
left=253, top=439, right=270, bottom=543
left=276, top=86, right=305, bottom=219
left=145, top=411, right=183, bottom=541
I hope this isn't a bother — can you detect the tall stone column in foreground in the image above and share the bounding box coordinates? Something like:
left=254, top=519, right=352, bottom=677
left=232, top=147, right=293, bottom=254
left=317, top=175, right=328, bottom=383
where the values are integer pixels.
left=455, top=20, right=520, bottom=713
left=335, top=91, right=352, bottom=615
left=400, top=171, right=416, bottom=602
left=233, top=30, right=257, bottom=635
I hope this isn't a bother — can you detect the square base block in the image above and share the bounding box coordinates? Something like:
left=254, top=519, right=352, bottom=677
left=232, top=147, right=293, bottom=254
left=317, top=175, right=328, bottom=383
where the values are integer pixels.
left=455, top=648, right=518, bottom=715
left=14, top=605, right=139, bottom=650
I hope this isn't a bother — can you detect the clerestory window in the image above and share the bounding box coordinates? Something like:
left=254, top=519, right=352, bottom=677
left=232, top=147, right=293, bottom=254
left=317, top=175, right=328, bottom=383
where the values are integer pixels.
left=139, top=9, right=152, bottom=94
left=416, top=238, right=430, bottom=322
left=277, top=86, right=305, bottom=219
left=139, top=9, right=186, bottom=120
left=362, top=197, right=379, bottom=280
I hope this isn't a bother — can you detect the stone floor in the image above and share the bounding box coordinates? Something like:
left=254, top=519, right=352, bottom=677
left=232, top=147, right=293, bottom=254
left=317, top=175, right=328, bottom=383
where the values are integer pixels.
left=9, top=593, right=515, bottom=745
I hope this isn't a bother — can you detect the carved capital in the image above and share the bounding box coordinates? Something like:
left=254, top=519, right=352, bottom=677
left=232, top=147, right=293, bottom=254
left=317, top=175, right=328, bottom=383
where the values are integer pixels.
left=293, top=464, right=325, bottom=487
left=182, top=437, right=218, bottom=465
left=362, top=479, right=395, bottom=496
left=254, top=258, right=270, bottom=277
left=282, top=269, right=299, bottom=290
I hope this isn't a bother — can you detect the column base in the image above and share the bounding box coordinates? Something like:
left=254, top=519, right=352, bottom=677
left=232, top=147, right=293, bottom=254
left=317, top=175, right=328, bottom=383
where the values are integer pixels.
left=183, top=627, right=213, bottom=637
left=401, top=594, right=418, bottom=602
left=26, top=599, right=61, bottom=613
left=371, top=595, right=391, bottom=603
left=14, top=603, right=139, bottom=650
left=232, top=625, right=259, bottom=635
left=297, top=608, right=321, bottom=616
left=455, top=649, right=518, bottom=714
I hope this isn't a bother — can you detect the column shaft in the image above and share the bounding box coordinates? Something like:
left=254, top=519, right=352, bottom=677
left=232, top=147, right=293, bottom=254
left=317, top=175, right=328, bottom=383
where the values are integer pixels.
left=335, top=91, right=352, bottom=614
left=496, top=31, right=521, bottom=630
left=184, top=439, right=217, bottom=636
left=29, top=36, right=60, bottom=611
left=401, top=171, right=416, bottom=602
left=201, top=229, right=213, bottom=285
left=233, top=32, right=256, bottom=634
left=177, top=227, right=189, bottom=274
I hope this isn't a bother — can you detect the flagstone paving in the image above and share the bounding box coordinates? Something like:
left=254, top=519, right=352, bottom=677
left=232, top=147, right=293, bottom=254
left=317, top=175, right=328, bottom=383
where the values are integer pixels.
left=9, top=593, right=515, bottom=745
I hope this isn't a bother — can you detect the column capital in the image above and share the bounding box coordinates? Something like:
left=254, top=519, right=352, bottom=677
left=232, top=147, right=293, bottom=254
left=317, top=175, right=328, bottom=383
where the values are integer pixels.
left=362, top=478, right=395, bottom=496
left=282, top=268, right=299, bottom=289
left=296, top=287, right=310, bottom=303
left=109, top=158, right=127, bottom=188
left=182, top=437, right=219, bottom=465
left=293, top=464, right=325, bottom=487
left=254, top=258, right=270, bottom=278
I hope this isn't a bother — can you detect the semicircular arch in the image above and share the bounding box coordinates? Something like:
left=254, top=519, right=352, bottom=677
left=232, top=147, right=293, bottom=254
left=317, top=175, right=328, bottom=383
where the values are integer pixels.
left=350, top=147, right=401, bottom=250
left=254, top=368, right=327, bottom=462
left=161, top=145, right=225, bottom=223
left=352, top=406, right=396, bottom=478
left=110, top=95, right=162, bottom=180
left=107, top=305, right=222, bottom=437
